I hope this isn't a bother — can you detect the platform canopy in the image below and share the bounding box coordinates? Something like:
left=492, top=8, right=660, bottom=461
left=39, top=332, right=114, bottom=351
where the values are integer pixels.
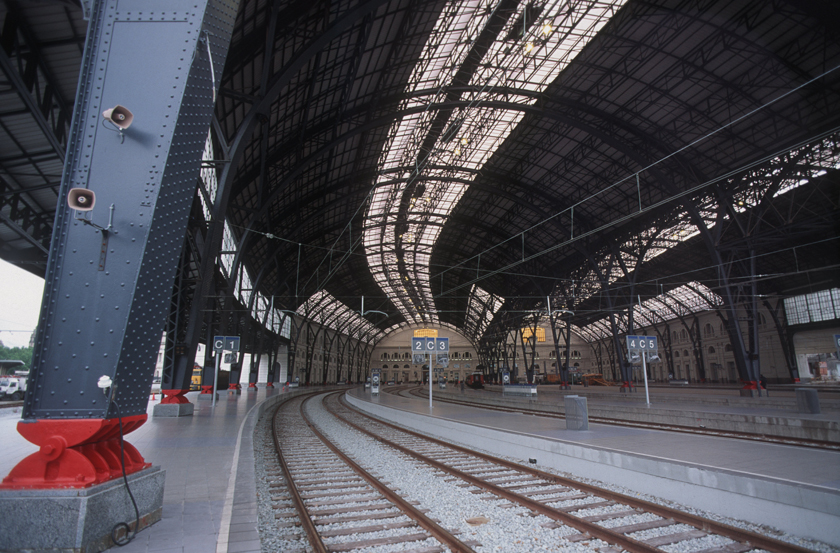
left=2, top=0, right=839, bottom=348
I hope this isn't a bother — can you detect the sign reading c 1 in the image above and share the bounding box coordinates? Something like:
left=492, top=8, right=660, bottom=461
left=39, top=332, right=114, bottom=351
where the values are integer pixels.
left=214, top=336, right=241, bottom=352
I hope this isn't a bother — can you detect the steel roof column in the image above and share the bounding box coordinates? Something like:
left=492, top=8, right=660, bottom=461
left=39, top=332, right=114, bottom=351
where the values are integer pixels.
left=1, top=0, right=239, bottom=490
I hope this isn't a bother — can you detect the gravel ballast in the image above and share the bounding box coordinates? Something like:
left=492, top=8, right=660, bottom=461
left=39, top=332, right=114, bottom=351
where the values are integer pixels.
left=253, top=392, right=839, bottom=553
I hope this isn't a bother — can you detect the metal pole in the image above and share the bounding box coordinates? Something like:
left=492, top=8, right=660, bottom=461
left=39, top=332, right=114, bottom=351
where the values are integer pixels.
left=642, top=352, right=650, bottom=406
left=212, top=352, right=220, bottom=407
left=429, top=353, right=433, bottom=410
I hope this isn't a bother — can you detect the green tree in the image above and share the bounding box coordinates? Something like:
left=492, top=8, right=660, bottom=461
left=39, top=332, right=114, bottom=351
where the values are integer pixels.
left=0, top=343, right=33, bottom=371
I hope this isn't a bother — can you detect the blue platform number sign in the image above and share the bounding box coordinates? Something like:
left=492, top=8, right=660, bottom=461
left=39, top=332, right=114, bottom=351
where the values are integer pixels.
left=426, top=337, right=436, bottom=352
left=437, top=337, right=449, bottom=353
left=213, top=336, right=225, bottom=352
left=627, top=335, right=657, bottom=352
left=214, top=336, right=240, bottom=352
left=225, top=336, right=240, bottom=352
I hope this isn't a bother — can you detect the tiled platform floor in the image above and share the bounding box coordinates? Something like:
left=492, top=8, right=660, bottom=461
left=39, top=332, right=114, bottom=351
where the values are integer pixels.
left=0, top=388, right=283, bottom=553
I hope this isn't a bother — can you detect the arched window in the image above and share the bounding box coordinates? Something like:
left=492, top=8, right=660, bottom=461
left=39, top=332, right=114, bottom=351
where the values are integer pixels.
left=404, top=364, right=410, bottom=368
left=674, top=351, right=680, bottom=358
left=708, top=346, right=716, bottom=354
left=683, top=349, right=689, bottom=358
left=680, top=329, right=687, bottom=341
left=382, top=364, right=388, bottom=368
left=724, top=344, right=733, bottom=352
left=704, top=323, right=714, bottom=337
left=534, top=352, right=540, bottom=359
left=464, top=352, right=471, bottom=359
left=549, top=350, right=556, bottom=359
left=673, top=331, right=678, bottom=342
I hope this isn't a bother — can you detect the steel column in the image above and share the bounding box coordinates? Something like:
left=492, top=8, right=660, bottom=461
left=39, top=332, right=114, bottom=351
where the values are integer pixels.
left=1, top=0, right=239, bottom=489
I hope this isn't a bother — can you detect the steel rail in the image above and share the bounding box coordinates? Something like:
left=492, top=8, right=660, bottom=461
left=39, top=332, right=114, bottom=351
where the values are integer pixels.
left=299, top=393, right=477, bottom=553
left=336, top=393, right=815, bottom=553
left=271, top=391, right=330, bottom=553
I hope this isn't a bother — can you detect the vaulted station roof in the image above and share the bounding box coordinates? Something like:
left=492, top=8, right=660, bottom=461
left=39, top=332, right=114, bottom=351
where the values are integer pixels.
left=2, top=0, right=839, bottom=349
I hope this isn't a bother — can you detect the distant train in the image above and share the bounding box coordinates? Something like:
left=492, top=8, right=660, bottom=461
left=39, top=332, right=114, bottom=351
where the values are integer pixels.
left=465, top=373, right=484, bottom=389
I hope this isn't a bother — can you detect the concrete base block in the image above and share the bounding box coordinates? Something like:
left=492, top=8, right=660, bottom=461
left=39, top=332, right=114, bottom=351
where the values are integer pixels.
left=197, top=392, right=219, bottom=400
left=739, top=389, right=755, bottom=397
left=228, top=388, right=242, bottom=395
left=565, top=395, right=589, bottom=430
left=0, top=465, right=165, bottom=552
left=153, top=401, right=195, bottom=417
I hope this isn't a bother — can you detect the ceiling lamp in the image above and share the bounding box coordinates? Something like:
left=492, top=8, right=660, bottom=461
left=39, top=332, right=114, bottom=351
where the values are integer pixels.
left=525, top=41, right=534, bottom=53
left=542, top=23, right=552, bottom=35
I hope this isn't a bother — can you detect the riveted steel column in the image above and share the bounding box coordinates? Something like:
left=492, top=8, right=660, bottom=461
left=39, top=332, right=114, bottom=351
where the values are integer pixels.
left=2, top=0, right=239, bottom=490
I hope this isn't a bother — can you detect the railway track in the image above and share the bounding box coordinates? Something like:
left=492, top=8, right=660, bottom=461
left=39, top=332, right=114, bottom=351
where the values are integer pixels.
left=325, top=391, right=816, bottom=553
left=395, top=385, right=839, bottom=451
left=266, top=391, right=478, bottom=552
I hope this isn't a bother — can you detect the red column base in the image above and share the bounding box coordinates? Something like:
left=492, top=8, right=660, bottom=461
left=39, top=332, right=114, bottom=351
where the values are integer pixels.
left=265, top=382, right=274, bottom=388
left=199, top=385, right=214, bottom=394
left=248, top=382, right=257, bottom=388
left=227, top=383, right=241, bottom=390
left=160, top=389, right=191, bottom=404
left=0, top=416, right=150, bottom=489
left=742, top=381, right=758, bottom=390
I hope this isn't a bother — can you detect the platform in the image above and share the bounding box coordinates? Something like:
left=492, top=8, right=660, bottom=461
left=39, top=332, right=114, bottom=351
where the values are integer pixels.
left=348, top=385, right=840, bottom=546
left=0, top=387, right=298, bottom=553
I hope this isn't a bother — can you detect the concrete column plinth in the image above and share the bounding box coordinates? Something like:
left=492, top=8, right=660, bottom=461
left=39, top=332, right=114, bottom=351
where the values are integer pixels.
left=0, top=466, right=165, bottom=552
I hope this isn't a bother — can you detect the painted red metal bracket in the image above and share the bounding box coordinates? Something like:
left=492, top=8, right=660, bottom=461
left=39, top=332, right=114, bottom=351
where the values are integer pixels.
left=199, top=385, right=214, bottom=394
left=160, top=389, right=190, bottom=404
left=248, top=382, right=257, bottom=388
left=0, top=415, right=150, bottom=489
left=265, top=382, right=274, bottom=388
left=227, top=383, right=241, bottom=390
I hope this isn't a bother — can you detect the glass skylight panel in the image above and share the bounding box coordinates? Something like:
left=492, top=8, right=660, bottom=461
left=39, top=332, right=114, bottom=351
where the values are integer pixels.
left=220, top=223, right=236, bottom=278
left=199, top=132, right=217, bottom=222
left=365, top=0, right=626, bottom=322
left=580, top=282, right=722, bottom=340
left=297, top=290, right=385, bottom=344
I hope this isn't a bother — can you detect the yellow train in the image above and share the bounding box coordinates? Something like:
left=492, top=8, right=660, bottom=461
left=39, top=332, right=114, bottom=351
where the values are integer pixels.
left=190, top=365, right=202, bottom=390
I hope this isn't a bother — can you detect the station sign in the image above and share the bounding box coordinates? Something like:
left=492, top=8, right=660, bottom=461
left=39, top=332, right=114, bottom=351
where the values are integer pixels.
left=626, top=335, right=657, bottom=352
left=436, top=337, right=449, bottom=353
left=412, top=337, right=449, bottom=354
left=213, top=335, right=240, bottom=352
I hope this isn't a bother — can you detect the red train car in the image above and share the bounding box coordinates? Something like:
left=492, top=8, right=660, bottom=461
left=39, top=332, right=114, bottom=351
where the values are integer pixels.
left=465, top=373, right=484, bottom=389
